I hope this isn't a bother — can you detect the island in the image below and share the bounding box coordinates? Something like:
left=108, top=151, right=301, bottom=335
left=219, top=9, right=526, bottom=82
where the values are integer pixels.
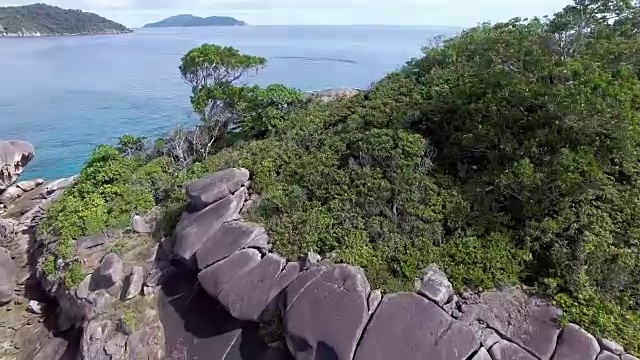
left=0, top=3, right=131, bottom=37
left=143, top=14, right=247, bottom=28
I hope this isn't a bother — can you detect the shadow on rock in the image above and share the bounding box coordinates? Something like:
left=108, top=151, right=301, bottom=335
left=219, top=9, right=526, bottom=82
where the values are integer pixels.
left=159, top=265, right=286, bottom=360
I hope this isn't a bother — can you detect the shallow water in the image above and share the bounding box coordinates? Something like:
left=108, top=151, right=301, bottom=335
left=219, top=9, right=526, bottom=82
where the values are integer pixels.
left=0, top=25, right=457, bottom=180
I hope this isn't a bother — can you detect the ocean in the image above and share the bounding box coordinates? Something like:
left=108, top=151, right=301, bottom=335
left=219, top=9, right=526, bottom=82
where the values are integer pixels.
left=0, top=25, right=457, bottom=180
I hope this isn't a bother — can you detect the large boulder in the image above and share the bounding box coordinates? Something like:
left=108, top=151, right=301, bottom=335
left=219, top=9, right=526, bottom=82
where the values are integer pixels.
left=414, top=264, right=454, bottom=307
left=186, top=168, right=250, bottom=211
left=283, top=264, right=372, bottom=360
left=460, top=288, right=562, bottom=360
left=0, top=246, right=17, bottom=304
left=355, top=292, right=479, bottom=360
left=217, top=254, right=300, bottom=321
left=91, top=253, right=124, bottom=291
left=552, top=323, right=600, bottom=360
left=174, top=187, right=247, bottom=264
left=196, top=220, right=269, bottom=270
left=0, top=140, right=35, bottom=191
left=198, top=248, right=263, bottom=298
left=598, top=352, right=621, bottom=360
left=489, top=340, right=537, bottom=360
left=471, top=348, right=492, bottom=360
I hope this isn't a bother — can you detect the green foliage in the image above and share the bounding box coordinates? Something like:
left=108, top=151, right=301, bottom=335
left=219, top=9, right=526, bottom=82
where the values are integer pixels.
left=555, top=276, right=640, bottom=354
left=179, top=44, right=266, bottom=91
left=0, top=3, right=130, bottom=36
left=63, top=261, right=85, bottom=288
left=191, top=1, right=640, bottom=350
left=117, top=135, right=146, bottom=158
left=234, top=84, right=305, bottom=139
left=39, top=141, right=197, bottom=285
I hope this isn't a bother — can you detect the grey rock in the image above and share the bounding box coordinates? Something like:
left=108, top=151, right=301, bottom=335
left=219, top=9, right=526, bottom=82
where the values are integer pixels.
left=599, top=338, right=624, bottom=355
left=132, top=215, right=152, bottom=233
left=76, top=274, right=93, bottom=299
left=27, top=299, right=45, bottom=314
left=186, top=168, right=250, bottom=210
left=552, top=323, right=600, bottom=360
left=174, top=187, right=247, bottom=264
left=122, top=266, right=144, bottom=300
left=461, top=289, right=562, bottom=359
left=414, top=263, right=453, bottom=307
left=81, top=319, right=113, bottom=360
left=368, top=289, right=382, bottom=314
left=104, top=333, right=127, bottom=358
left=143, top=286, right=155, bottom=297
left=284, top=264, right=372, bottom=360
left=217, top=254, right=300, bottom=321
left=15, top=178, right=44, bottom=192
left=126, top=319, right=165, bottom=360
left=489, top=340, right=537, bottom=360
left=0, top=246, right=16, bottom=304
left=472, top=348, right=492, bottom=360
left=43, top=175, right=77, bottom=195
left=622, top=354, right=640, bottom=360
left=598, top=351, right=622, bottom=360
left=304, top=251, right=321, bottom=269
left=355, top=292, right=479, bottom=360
left=81, top=290, right=113, bottom=320
left=305, top=88, right=361, bottom=102
left=75, top=232, right=111, bottom=251
left=92, top=253, right=123, bottom=290
left=196, top=220, right=268, bottom=270
left=145, top=261, right=175, bottom=287
left=0, top=140, right=35, bottom=190
left=32, top=337, right=70, bottom=360
left=198, top=248, right=262, bottom=297
left=478, top=328, right=501, bottom=349
left=0, top=184, right=25, bottom=204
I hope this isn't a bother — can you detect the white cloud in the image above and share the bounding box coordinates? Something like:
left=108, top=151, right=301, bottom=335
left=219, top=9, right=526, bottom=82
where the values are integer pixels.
left=1, top=0, right=572, bottom=27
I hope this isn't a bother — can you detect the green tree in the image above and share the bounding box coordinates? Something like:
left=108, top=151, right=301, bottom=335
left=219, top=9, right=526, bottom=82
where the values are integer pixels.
left=179, top=44, right=267, bottom=154
left=117, top=135, right=146, bottom=158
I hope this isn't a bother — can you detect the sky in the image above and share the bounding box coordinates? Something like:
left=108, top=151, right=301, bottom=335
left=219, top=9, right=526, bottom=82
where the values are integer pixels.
left=2, top=0, right=573, bottom=28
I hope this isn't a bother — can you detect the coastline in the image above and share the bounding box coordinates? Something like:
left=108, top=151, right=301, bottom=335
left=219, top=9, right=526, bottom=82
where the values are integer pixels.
left=0, top=29, right=133, bottom=38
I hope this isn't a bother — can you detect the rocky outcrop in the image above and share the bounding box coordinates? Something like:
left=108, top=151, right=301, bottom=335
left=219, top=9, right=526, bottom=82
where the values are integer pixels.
left=304, top=88, right=361, bottom=102
left=0, top=140, right=35, bottom=191
left=3, top=160, right=640, bottom=360
left=0, top=246, right=16, bottom=304
left=160, top=167, right=640, bottom=360
left=284, top=264, right=372, bottom=360
left=356, top=292, right=479, bottom=360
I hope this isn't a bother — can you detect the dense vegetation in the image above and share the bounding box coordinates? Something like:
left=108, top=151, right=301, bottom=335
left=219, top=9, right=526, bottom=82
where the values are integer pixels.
left=0, top=3, right=130, bottom=36
left=143, top=14, right=247, bottom=28
left=41, top=0, right=640, bottom=353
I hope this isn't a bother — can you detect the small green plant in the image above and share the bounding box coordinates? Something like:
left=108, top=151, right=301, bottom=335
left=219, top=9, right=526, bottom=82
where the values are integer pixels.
left=63, top=261, right=85, bottom=288
left=109, top=240, right=127, bottom=256
left=122, top=310, right=138, bottom=334
left=42, top=255, right=56, bottom=277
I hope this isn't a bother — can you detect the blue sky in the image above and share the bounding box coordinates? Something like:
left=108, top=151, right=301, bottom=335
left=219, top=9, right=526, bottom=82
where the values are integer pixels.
left=3, top=0, right=573, bottom=28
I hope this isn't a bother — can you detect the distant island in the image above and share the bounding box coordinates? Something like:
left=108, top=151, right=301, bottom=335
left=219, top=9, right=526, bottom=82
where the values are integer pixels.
left=143, top=14, right=247, bottom=28
left=0, top=3, right=131, bottom=37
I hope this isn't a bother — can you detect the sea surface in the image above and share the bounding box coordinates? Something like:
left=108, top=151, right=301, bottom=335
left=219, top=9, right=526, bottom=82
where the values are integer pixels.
left=0, top=25, right=458, bottom=180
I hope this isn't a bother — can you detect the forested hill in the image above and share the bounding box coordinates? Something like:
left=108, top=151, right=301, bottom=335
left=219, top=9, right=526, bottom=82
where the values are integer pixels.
left=0, top=3, right=131, bottom=37
left=143, top=14, right=247, bottom=28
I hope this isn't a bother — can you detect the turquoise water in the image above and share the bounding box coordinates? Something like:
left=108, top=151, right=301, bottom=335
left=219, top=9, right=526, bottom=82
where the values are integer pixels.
left=0, top=25, right=456, bottom=180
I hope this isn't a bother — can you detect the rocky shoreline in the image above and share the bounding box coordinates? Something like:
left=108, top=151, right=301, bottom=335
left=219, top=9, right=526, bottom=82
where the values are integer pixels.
left=0, top=28, right=133, bottom=37
left=0, top=139, right=638, bottom=360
